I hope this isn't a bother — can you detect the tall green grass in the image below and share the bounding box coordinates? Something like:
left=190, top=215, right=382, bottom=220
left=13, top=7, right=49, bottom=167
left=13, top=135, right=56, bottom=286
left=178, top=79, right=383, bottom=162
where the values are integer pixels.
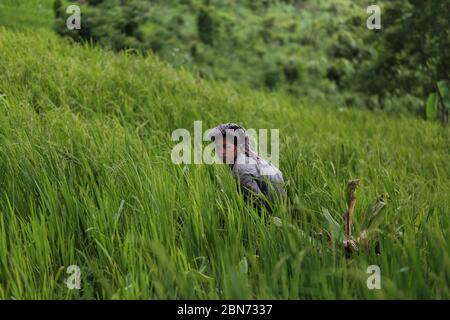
left=0, top=28, right=449, bottom=299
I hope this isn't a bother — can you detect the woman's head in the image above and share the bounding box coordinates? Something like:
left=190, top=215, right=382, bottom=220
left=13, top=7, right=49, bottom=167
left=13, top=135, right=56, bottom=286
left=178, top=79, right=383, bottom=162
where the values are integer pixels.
left=208, top=123, right=242, bottom=163
left=208, top=123, right=259, bottom=164
left=215, top=139, right=237, bottom=164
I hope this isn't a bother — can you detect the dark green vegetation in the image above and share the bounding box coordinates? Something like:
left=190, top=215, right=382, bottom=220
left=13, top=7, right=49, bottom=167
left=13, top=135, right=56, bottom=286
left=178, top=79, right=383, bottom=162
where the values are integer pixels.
left=53, top=0, right=449, bottom=115
left=0, top=1, right=449, bottom=299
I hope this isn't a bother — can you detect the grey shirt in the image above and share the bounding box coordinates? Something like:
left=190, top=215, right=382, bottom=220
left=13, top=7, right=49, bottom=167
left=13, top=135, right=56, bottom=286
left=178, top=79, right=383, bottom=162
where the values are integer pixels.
left=230, top=152, right=286, bottom=203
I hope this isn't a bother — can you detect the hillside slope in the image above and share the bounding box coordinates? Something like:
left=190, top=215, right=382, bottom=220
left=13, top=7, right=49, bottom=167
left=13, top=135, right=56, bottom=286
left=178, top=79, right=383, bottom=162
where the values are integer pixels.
left=0, top=28, right=449, bottom=299
left=0, top=0, right=54, bottom=30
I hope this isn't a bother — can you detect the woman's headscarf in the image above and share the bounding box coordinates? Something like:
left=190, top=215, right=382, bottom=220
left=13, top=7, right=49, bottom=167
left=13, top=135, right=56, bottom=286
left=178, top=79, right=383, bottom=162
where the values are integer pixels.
left=208, top=123, right=260, bottom=163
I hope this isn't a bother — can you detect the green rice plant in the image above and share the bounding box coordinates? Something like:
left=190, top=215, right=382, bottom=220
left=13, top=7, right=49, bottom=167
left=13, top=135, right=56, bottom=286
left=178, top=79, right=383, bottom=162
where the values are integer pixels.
left=0, top=27, right=449, bottom=299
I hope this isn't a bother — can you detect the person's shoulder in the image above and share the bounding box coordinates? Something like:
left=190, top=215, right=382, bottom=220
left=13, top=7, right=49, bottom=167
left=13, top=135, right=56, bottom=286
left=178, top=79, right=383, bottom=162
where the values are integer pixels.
left=258, top=159, right=282, bottom=177
left=233, top=162, right=257, bottom=174
left=233, top=156, right=258, bottom=175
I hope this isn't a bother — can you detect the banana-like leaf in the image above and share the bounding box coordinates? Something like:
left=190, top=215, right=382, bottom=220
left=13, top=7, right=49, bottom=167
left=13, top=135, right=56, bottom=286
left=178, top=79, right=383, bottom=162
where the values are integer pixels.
left=321, top=207, right=342, bottom=241
left=437, top=80, right=450, bottom=111
left=425, top=93, right=437, bottom=120
left=360, top=193, right=388, bottom=230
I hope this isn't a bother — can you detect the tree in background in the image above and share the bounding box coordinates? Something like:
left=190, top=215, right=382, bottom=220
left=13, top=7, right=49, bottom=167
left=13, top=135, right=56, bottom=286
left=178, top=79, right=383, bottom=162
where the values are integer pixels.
left=353, top=0, right=449, bottom=114
left=54, top=0, right=151, bottom=51
left=197, top=6, right=217, bottom=46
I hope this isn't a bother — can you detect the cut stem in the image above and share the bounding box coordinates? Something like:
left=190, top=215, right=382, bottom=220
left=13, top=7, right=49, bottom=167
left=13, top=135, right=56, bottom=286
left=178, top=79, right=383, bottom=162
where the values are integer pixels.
left=343, top=179, right=359, bottom=252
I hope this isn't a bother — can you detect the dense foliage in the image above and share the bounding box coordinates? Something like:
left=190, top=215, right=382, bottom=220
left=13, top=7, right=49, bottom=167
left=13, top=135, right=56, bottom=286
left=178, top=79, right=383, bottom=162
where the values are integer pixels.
left=53, top=0, right=449, bottom=115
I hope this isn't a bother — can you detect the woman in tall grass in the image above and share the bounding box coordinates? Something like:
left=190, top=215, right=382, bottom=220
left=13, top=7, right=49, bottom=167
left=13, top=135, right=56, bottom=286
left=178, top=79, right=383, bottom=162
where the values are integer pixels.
left=209, top=123, right=286, bottom=211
